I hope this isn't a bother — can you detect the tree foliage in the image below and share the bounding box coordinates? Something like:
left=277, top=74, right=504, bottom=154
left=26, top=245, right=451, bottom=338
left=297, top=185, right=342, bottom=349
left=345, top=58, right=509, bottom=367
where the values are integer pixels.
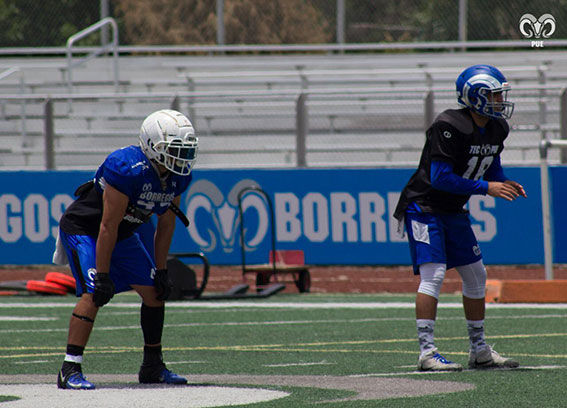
left=223, top=0, right=330, bottom=44
left=112, top=0, right=217, bottom=45
left=0, top=0, right=99, bottom=47
left=113, top=0, right=331, bottom=45
left=0, top=0, right=566, bottom=48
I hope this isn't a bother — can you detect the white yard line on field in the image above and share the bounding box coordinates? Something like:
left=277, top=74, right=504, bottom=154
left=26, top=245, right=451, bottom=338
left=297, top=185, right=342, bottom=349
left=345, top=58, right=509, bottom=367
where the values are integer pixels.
left=1, top=314, right=567, bottom=335
left=165, top=360, right=208, bottom=365
left=263, top=360, right=336, bottom=367
left=1, top=301, right=567, bottom=309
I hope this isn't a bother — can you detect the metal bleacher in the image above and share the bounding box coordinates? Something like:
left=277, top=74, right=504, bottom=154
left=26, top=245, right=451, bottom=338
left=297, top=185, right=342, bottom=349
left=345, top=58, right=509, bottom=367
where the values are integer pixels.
left=0, top=49, right=566, bottom=170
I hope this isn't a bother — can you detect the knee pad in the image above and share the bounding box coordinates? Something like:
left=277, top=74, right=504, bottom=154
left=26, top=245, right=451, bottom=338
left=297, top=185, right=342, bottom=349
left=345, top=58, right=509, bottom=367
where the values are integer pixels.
left=417, top=263, right=446, bottom=299
left=456, top=260, right=487, bottom=299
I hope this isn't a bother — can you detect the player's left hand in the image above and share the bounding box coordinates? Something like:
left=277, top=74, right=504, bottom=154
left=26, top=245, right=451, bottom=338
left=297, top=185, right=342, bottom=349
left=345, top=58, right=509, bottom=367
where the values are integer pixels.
left=93, top=273, right=115, bottom=307
left=504, top=180, right=527, bottom=198
left=154, top=269, right=172, bottom=301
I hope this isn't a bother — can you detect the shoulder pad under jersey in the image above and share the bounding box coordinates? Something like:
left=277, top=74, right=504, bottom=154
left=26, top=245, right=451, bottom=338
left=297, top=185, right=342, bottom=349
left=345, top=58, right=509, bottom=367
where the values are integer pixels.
left=434, top=109, right=474, bottom=135
left=108, top=146, right=150, bottom=177
left=491, top=117, right=510, bottom=134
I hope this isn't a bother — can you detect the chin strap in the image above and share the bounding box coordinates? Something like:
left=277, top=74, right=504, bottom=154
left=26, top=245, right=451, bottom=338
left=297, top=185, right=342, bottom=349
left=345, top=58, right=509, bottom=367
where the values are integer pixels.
left=146, top=159, right=189, bottom=227
left=169, top=202, right=190, bottom=227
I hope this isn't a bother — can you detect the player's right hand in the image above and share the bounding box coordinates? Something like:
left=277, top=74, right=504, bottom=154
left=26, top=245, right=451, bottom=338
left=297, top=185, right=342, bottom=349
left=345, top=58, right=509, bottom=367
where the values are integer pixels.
left=93, top=272, right=115, bottom=307
left=504, top=180, right=527, bottom=198
left=487, top=181, right=520, bottom=201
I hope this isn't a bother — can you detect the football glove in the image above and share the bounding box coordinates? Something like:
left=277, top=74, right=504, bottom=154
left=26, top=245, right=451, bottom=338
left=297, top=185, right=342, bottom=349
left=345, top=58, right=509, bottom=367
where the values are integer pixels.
left=93, top=273, right=115, bottom=307
left=154, top=269, right=172, bottom=301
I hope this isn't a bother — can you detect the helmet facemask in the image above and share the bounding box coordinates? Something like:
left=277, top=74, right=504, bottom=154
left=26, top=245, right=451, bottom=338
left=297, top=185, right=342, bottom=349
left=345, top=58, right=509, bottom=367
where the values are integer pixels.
left=139, top=109, right=199, bottom=176
left=477, top=84, right=514, bottom=119
left=153, top=137, right=198, bottom=176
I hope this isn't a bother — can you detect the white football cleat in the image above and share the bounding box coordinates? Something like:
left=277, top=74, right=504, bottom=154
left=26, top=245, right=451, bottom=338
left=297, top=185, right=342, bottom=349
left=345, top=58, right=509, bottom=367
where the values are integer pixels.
left=417, top=348, right=463, bottom=371
left=469, top=345, right=519, bottom=369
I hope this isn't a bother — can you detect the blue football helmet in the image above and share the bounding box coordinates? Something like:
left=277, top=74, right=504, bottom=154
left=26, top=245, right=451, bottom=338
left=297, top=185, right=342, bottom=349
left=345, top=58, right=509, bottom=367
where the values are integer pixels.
left=456, top=65, right=514, bottom=119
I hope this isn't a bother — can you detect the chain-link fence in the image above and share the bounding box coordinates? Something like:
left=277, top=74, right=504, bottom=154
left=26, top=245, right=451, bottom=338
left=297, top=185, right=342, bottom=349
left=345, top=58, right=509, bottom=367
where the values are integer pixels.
left=1, top=0, right=566, bottom=48
left=1, top=1, right=566, bottom=170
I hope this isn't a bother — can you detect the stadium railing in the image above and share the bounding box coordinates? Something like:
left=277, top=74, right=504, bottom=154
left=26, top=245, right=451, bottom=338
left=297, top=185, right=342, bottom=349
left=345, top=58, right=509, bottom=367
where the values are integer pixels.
left=539, top=138, right=567, bottom=280
left=3, top=39, right=567, bottom=58
left=0, top=85, right=564, bottom=170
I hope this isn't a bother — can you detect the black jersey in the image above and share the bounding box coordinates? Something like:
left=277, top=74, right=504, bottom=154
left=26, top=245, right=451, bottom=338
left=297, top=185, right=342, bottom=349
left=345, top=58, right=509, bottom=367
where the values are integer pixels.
left=59, top=146, right=192, bottom=240
left=394, top=108, right=509, bottom=219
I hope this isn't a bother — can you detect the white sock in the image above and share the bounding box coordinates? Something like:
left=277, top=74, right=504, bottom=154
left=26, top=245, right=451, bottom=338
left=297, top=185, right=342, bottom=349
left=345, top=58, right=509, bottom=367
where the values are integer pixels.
left=467, top=319, right=487, bottom=353
left=417, top=319, right=436, bottom=356
left=64, top=354, right=83, bottom=364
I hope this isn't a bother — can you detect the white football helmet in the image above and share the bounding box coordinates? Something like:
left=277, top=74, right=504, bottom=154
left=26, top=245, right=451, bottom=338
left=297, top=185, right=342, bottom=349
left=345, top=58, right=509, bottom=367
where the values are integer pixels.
left=139, top=109, right=198, bottom=176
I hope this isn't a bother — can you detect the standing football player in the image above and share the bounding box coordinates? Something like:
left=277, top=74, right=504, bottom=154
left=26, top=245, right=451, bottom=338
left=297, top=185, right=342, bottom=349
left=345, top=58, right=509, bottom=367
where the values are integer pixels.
left=394, top=65, right=526, bottom=371
left=54, top=109, right=198, bottom=389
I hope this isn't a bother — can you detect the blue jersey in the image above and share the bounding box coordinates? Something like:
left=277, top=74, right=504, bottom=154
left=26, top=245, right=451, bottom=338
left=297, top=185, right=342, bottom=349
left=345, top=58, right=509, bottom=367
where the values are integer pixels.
left=60, top=145, right=192, bottom=240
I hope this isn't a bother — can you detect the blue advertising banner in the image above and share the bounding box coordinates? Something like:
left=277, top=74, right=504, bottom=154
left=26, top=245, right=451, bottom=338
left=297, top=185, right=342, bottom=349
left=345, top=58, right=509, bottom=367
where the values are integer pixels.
left=0, top=167, right=559, bottom=265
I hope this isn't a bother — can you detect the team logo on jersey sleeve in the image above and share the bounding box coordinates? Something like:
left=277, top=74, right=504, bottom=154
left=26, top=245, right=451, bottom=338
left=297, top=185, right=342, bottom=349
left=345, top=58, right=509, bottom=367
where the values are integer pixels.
left=132, top=161, right=149, bottom=170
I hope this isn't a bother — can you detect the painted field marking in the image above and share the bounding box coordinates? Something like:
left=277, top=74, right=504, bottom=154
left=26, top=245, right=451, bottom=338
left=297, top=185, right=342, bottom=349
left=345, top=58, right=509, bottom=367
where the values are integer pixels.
left=0, top=374, right=476, bottom=403
left=350, top=365, right=567, bottom=377
left=2, top=326, right=567, bottom=359
left=0, top=316, right=57, bottom=321
left=519, top=365, right=566, bottom=370
left=2, top=301, right=567, bottom=309
left=165, top=360, right=208, bottom=365
left=2, top=312, right=567, bottom=336
left=0, top=384, right=289, bottom=408
left=160, top=331, right=567, bottom=352
left=169, top=346, right=567, bottom=360
left=263, top=360, right=335, bottom=367
left=0, top=346, right=67, bottom=351
left=6, top=346, right=566, bottom=361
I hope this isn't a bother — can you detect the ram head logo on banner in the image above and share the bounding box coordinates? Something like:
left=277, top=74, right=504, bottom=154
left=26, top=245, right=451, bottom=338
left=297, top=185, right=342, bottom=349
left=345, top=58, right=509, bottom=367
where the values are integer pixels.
left=184, top=179, right=269, bottom=253
left=519, top=14, right=556, bottom=39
